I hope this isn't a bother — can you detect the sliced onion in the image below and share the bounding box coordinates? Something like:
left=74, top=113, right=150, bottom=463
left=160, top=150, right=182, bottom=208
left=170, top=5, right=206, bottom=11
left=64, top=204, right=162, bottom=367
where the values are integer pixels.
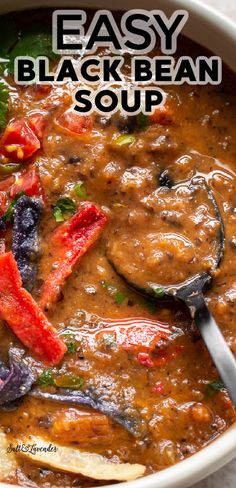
left=0, top=430, right=17, bottom=479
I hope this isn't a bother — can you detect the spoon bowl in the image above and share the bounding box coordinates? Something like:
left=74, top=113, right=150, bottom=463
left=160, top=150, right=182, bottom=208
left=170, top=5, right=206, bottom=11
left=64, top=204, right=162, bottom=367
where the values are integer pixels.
left=108, top=176, right=236, bottom=405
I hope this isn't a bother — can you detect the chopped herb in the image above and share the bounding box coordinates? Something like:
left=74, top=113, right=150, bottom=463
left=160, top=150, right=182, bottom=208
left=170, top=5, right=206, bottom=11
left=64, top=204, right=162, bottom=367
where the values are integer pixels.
left=101, top=280, right=126, bottom=305
left=115, top=291, right=126, bottom=304
left=37, top=369, right=84, bottom=390
left=61, top=333, right=81, bottom=354
left=0, top=163, right=20, bottom=175
left=54, top=374, right=84, bottom=390
left=0, top=82, right=9, bottom=129
left=53, top=197, right=77, bottom=222
left=136, top=112, right=149, bottom=131
left=152, top=287, right=165, bottom=299
left=74, top=182, right=88, bottom=198
left=205, top=379, right=225, bottom=398
left=53, top=207, right=64, bottom=223
left=66, top=340, right=77, bottom=354
left=37, top=368, right=55, bottom=387
left=2, top=191, right=25, bottom=223
left=8, top=24, right=58, bottom=74
left=102, top=332, right=116, bottom=348
left=113, top=134, right=136, bottom=146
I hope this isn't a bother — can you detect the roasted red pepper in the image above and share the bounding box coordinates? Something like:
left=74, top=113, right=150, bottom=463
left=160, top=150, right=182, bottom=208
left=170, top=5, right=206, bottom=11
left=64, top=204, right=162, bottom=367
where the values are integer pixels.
left=55, top=109, right=93, bottom=136
left=40, top=203, right=107, bottom=311
left=10, top=168, right=44, bottom=200
left=0, top=252, right=67, bottom=365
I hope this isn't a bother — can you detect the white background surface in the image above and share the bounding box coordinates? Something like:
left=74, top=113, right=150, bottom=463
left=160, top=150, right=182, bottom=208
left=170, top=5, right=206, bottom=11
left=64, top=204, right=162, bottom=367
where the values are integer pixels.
left=203, top=0, right=236, bottom=19
left=191, top=1, right=236, bottom=487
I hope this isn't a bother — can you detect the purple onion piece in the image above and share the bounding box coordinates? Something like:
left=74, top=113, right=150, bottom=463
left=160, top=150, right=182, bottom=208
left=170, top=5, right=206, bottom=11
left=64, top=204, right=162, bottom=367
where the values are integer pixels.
left=0, top=349, right=35, bottom=407
left=12, top=196, right=42, bottom=291
left=0, top=217, right=6, bottom=233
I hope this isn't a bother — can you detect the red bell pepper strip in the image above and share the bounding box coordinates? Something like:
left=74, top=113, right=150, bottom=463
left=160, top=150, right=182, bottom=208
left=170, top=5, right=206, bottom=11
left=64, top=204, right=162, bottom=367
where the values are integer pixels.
left=10, top=168, right=44, bottom=200
left=0, top=118, right=41, bottom=161
left=39, top=203, right=107, bottom=311
left=96, top=317, right=171, bottom=352
left=0, top=252, right=67, bottom=365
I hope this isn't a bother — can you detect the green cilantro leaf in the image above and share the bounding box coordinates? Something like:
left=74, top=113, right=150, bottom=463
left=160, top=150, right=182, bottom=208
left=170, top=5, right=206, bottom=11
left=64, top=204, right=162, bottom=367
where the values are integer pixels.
left=8, top=24, right=58, bottom=74
left=137, top=112, right=149, bottom=131
left=37, top=368, right=55, bottom=387
left=115, top=291, right=126, bottom=304
left=101, top=280, right=126, bottom=305
left=74, top=182, right=88, bottom=198
left=53, top=207, right=64, bottom=223
left=205, top=380, right=225, bottom=399
left=0, top=82, right=9, bottom=130
left=37, top=368, right=84, bottom=390
left=53, top=197, right=77, bottom=222
left=2, top=191, right=25, bottom=223
left=66, top=340, right=77, bottom=354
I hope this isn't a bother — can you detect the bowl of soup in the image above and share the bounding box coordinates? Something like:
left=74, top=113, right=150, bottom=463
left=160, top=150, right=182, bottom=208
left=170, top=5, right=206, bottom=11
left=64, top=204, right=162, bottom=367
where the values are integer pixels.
left=0, top=0, right=235, bottom=487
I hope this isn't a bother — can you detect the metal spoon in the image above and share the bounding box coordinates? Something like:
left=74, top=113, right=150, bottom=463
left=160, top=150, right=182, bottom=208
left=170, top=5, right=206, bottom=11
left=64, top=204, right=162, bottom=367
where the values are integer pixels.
left=108, top=177, right=236, bottom=405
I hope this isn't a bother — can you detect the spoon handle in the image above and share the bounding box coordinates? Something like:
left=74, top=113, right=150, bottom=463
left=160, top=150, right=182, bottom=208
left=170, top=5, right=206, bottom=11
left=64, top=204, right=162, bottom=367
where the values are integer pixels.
left=188, top=292, right=236, bottom=406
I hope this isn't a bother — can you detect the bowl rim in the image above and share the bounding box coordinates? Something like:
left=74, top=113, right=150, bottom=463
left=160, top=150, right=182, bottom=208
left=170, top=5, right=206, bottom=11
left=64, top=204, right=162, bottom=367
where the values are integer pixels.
left=0, top=0, right=236, bottom=487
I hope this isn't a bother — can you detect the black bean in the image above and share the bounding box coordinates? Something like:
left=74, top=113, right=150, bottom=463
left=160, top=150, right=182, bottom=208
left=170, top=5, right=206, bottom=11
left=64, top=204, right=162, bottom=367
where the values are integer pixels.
left=116, top=114, right=137, bottom=133
left=158, top=169, right=174, bottom=188
left=68, top=156, right=82, bottom=164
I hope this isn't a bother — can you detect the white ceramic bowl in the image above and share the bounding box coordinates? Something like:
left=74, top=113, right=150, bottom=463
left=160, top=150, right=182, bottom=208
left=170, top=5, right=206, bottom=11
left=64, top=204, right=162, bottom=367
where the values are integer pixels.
left=0, top=0, right=236, bottom=487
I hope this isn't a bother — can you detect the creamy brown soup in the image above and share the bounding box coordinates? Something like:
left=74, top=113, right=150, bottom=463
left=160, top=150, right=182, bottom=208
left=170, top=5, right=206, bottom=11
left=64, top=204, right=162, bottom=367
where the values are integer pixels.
left=0, top=8, right=235, bottom=488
